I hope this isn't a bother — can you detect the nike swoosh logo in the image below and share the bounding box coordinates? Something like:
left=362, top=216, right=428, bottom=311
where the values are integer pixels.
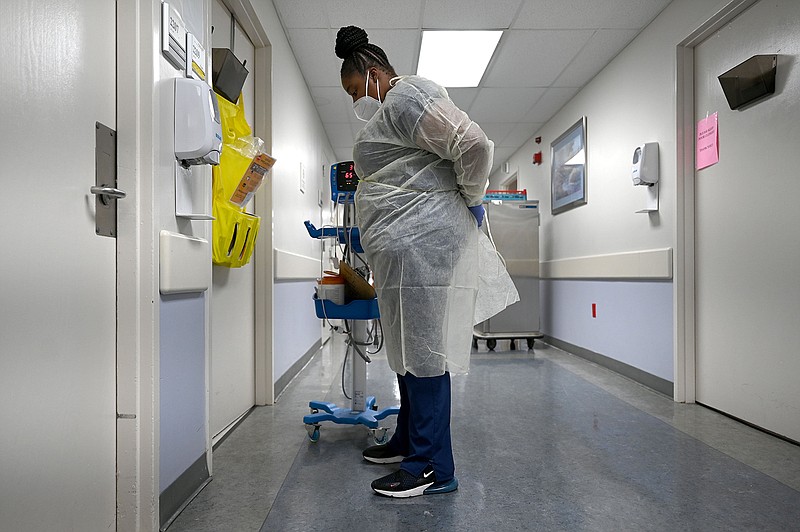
left=423, top=470, right=433, bottom=479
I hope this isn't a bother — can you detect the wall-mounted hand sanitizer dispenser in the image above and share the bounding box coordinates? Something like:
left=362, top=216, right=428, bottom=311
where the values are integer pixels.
left=631, top=142, right=659, bottom=186
left=175, top=77, right=222, bottom=166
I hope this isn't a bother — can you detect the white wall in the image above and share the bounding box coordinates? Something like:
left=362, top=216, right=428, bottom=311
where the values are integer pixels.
left=490, top=0, right=736, bottom=384
left=248, top=0, right=335, bottom=388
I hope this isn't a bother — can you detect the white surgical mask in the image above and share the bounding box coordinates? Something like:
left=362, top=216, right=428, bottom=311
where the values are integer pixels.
left=353, top=73, right=381, bottom=122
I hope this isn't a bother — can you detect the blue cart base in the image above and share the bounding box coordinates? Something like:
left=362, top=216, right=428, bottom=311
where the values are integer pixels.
left=303, top=396, right=399, bottom=443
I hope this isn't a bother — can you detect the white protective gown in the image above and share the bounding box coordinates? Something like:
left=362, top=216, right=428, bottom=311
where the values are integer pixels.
left=353, top=76, right=519, bottom=377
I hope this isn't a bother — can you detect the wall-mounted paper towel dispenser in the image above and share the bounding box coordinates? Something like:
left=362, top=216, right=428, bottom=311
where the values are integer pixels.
left=632, top=142, right=659, bottom=186
left=174, top=77, right=222, bottom=167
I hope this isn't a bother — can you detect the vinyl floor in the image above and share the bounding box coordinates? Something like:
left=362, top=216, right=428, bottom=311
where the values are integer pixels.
left=169, top=336, right=800, bottom=532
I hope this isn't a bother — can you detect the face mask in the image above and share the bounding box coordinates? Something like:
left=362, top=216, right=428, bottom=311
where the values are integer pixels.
left=353, top=73, right=381, bottom=122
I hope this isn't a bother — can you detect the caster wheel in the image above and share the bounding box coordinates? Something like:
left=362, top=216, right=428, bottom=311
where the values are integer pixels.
left=510, top=339, right=516, bottom=351
left=372, top=428, right=389, bottom=445
left=527, top=339, right=535, bottom=350
left=310, top=407, right=319, bottom=414
left=487, top=339, right=497, bottom=351
left=306, top=425, right=320, bottom=442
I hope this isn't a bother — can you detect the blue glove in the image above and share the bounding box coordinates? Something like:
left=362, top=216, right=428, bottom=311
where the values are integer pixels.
left=468, top=204, right=485, bottom=227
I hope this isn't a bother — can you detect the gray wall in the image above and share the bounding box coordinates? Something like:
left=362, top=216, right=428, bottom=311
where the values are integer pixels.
left=159, top=293, right=207, bottom=488
left=542, top=280, right=673, bottom=380
left=273, top=281, right=322, bottom=381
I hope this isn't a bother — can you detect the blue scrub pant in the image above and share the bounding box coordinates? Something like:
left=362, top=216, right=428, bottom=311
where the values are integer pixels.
left=387, top=371, right=455, bottom=483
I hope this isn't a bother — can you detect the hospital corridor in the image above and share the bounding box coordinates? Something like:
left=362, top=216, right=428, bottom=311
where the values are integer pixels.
left=164, top=336, right=800, bottom=531
left=2, top=0, right=800, bottom=530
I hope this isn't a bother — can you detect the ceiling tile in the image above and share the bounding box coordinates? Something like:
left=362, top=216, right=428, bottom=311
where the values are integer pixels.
left=491, top=147, right=519, bottom=174
left=270, top=0, right=673, bottom=178
left=286, top=28, right=340, bottom=87
left=359, top=29, right=420, bottom=77
left=326, top=0, right=423, bottom=29
left=513, top=0, right=671, bottom=30
left=323, top=122, right=353, bottom=149
left=479, top=122, right=516, bottom=146
left=446, top=88, right=480, bottom=112
left=334, top=147, right=353, bottom=162
left=483, top=30, right=594, bottom=87
left=504, top=122, right=544, bottom=148
left=422, top=0, right=524, bottom=29
left=554, top=29, right=639, bottom=87
left=469, top=87, right=546, bottom=124
left=311, top=87, right=352, bottom=123
left=524, top=87, right=580, bottom=122
left=272, top=0, right=330, bottom=29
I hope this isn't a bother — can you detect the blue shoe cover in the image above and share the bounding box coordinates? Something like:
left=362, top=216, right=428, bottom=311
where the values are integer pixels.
left=423, top=476, right=458, bottom=495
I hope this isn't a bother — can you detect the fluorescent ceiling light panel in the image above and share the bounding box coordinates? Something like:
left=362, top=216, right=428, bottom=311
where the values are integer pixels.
left=416, top=30, right=502, bottom=87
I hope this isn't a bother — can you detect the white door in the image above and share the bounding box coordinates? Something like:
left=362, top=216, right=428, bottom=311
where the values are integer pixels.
left=210, top=0, right=257, bottom=442
left=694, top=0, right=800, bottom=442
left=0, top=1, right=117, bottom=530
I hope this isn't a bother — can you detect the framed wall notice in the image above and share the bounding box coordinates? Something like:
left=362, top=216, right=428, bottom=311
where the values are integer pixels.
left=551, top=117, right=587, bottom=214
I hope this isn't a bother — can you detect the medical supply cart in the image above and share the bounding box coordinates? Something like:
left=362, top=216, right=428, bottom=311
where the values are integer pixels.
left=302, top=161, right=398, bottom=443
left=473, top=196, right=543, bottom=351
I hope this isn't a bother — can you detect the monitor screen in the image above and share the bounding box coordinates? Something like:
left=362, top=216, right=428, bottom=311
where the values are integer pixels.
left=335, top=161, right=358, bottom=192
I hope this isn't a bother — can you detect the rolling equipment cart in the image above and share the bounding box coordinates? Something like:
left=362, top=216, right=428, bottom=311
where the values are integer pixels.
left=301, top=161, right=399, bottom=443
left=473, top=199, right=543, bottom=351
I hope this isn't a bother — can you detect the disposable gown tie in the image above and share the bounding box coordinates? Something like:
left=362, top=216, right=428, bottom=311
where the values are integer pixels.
left=353, top=76, right=519, bottom=378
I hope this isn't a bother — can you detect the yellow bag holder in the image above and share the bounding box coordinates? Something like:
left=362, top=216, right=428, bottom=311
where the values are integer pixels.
left=212, top=198, right=260, bottom=268
left=212, top=93, right=272, bottom=267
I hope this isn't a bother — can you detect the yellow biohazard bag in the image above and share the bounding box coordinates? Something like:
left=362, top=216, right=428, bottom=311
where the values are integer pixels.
left=211, top=93, right=274, bottom=267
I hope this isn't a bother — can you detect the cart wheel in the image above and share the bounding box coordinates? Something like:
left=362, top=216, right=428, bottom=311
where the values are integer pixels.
left=510, top=339, right=516, bottom=351
left=527, top=339, right=535, bottom=350
left=306, top=424, right=320, bottom=442
left=372, top=427, right=389, bottom=445
left=486, top=338, right=497, bottom=351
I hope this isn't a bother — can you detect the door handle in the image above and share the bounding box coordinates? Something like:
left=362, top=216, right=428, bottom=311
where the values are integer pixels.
left=90, top=185, right=126, bottom=205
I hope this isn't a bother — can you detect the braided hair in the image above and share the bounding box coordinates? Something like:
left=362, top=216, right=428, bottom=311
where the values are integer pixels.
left=335, top=26, right=397, bottom=78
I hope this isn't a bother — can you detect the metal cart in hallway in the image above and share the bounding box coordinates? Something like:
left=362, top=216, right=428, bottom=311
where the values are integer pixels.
left=473, top=198, right=543, bottom=351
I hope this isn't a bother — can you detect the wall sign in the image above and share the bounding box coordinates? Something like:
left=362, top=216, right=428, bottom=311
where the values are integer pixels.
left=161, top=3, right=186, bottom=70
left=186, top=33, right=207, bottom=81
left=696, top=113, right=719, bottom=170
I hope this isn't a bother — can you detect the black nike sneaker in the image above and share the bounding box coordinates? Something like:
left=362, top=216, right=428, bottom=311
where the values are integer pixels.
left=371, top=465, right=436, bottom=498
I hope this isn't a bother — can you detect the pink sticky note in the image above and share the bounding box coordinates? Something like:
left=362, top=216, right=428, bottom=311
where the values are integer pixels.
left=696, top=113, right=719, bottom=170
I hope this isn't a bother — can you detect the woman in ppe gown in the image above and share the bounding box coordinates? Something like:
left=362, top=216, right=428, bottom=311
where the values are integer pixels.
left=335, top=26, right=518, bottom=498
